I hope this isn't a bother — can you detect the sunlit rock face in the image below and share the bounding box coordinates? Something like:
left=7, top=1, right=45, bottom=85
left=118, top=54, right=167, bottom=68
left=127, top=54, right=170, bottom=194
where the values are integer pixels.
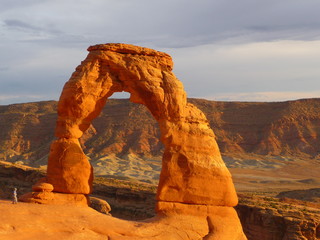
left=42, top=43, right=246, bottom=239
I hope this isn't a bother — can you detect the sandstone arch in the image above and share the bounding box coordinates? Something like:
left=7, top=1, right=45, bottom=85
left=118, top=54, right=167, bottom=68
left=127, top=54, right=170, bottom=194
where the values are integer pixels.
left=27, top=43, right=246, bottom=239
left=47, top=43, right=238, bottom=206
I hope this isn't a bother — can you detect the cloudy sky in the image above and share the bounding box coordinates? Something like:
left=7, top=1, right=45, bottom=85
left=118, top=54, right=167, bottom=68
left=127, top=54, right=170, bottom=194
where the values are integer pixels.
left=1, top=0, right=320, bottom=105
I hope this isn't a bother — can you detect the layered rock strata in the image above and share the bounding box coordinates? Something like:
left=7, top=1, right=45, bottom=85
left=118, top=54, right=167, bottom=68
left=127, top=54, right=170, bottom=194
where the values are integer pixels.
left=22, top=43, right=246, bottom=239
left=20, top=177, right=90, bottom=206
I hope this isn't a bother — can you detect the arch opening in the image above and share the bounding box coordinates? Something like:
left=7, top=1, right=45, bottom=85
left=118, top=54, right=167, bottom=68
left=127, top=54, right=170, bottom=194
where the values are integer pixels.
left=110, top=91, right=131, bottom=99
left=81, top=97, right=163, bottom=186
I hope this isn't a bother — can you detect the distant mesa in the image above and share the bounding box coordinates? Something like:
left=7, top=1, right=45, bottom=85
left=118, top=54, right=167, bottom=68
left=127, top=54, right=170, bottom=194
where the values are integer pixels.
left=20, top=43, right=246, bottom=239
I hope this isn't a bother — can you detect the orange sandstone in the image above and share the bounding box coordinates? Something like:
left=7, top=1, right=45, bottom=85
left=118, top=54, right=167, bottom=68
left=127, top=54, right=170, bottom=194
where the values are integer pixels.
left=20, top=43, right=246, bottom=239
left=52, top=43, right=237, bottom=206
left=47, top=138, right=93, bottom=194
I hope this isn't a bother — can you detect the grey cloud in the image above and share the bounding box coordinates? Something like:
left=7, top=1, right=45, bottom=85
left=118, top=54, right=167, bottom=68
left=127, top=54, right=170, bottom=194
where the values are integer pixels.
left=4, top=19, right=41, bottom=31
left=0, top=0, right=49, bottom=12
left=0, top=66, right=9, bottom=71
left=1, top=73, right=66, bottom=97
left=101, top=0, right=320, bottom=48
left=3, top=18, right=64, bottom=35
left=1, top=0, right=320, bottom=104
left=3, top=0, right=320, bottom=49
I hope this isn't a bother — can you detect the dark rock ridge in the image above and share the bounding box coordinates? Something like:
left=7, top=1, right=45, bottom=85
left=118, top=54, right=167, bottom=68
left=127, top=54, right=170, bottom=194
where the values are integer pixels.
left=1, top=98, right=320, bottom=165
left=277, top=188, right=320, bottom=203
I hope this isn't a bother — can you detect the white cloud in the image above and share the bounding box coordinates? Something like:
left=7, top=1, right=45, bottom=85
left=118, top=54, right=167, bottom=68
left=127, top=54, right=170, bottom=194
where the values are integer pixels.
left=0, top=94, right=49, bottom=105
left=168, top=40, right=320, bottom=98
left=207, top=91, right=320, bottom=102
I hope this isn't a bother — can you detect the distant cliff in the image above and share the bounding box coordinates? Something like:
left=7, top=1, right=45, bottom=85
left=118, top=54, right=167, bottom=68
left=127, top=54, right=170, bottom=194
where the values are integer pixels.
left=1, top=98, right=320, bottom=165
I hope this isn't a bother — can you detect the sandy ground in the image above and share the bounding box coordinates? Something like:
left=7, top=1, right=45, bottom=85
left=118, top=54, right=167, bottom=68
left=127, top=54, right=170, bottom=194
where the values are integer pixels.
left=229, top=155, right=320, bottom=194
left=0, top=200, right=126, bottom=240
left=0, top=200, right=213, bottom=240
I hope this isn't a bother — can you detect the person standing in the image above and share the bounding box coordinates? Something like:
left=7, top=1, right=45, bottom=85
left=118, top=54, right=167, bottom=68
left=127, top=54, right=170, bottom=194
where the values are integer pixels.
left=12, top=188, right=18, bottom=204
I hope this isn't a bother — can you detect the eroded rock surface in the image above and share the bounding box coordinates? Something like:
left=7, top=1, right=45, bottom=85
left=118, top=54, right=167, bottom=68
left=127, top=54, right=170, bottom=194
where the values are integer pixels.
left=2, top=161, right=319, bottom=240
left=23, top=43, right=246, bottom=239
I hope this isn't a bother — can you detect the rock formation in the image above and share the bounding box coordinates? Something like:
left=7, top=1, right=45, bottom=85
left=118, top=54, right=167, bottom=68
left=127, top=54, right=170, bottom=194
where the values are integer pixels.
left=2, top=161, right=319, bottom=240
left=20, top=177, right=90, bottom=206
left=236, top=195, right=320, bottom=240
left=21, top=43, right=246, bottom=239
left=89, top=196, right=112, bottom=215
left=2, top=98, right=320, bottom=164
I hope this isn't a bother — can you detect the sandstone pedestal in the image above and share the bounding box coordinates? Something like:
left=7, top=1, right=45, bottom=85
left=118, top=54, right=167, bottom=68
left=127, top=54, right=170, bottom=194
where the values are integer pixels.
left=19, top=192, right=90, bottom=206
left=20, top=178, right=90, bottom=206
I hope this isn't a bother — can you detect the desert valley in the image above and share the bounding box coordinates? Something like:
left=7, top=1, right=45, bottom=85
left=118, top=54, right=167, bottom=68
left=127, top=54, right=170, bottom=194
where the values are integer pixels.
left=1, top=98, right=320, bottom=239
left=1, top=98, right=320, bottom=192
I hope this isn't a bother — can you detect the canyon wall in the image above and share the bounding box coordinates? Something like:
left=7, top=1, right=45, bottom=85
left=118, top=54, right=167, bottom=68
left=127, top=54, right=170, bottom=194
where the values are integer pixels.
left=1, top=98, right=320, bottom=164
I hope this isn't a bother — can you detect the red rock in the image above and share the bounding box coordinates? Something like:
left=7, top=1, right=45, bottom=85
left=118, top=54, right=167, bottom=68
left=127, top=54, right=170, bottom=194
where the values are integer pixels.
left=47, top=138, right=93, bottom=194
left=89, top=196, right=112, bottom=215
left=19, top=192, right=89, bottom=206
left=32, top=182, right=54, bottom=192
left=49, top=43, right=237, bottom=205
left=41, top=43, right=245, bottom=239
